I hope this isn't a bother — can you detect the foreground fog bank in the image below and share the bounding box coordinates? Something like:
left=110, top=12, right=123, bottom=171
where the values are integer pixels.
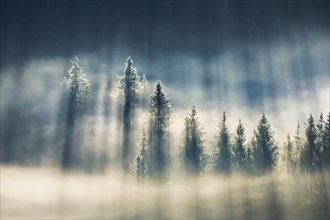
left=1, top=165, right=329, bottom=219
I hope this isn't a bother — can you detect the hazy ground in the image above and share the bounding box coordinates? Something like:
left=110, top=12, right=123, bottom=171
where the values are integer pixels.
left=1, top=165, right=329, bottom=219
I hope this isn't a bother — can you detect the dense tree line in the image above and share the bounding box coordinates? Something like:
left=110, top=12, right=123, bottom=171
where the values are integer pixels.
left=116, top=57, right=329, bottom=178
left=57, top=57, right=330, bottom=176
left=2, top=56, right=328, bottom=178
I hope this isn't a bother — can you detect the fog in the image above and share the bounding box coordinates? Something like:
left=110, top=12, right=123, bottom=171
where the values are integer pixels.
left=1, top=166, right=329, bottom=219
left=1, top=45, right=329, bottom=218
left=1, top=34, right=329, bottom=164
left=1, top=1, right=329, bottom=219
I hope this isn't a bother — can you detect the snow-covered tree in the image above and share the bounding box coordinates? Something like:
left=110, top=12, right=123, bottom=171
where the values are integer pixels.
left=61, top=57, right=90, bottom=104
left=61, top=57, right=90, bottom=169
left=118, top=56, right=140, bottom=170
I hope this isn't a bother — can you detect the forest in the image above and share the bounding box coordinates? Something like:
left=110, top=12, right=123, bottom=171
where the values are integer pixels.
left=1, top=56, right=329, bottom=219
left=2, top=56, right=329, bottom=175
left=1, top=0, right=329, bottom=219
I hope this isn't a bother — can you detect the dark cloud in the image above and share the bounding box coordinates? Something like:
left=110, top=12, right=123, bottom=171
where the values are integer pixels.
left=1, top=0, right=329, bottom=69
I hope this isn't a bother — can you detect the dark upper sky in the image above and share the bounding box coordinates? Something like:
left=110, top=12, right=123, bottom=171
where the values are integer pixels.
left=1, top=0, right=329, bottom=69
left=0, top=1, right=329, bottom=153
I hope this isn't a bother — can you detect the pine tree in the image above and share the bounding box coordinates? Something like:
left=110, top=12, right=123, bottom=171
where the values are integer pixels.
left=294, top=121, right=304, bottom=171
left=302, top=114, right=320, bottom=172
left=147, top=81, right=172, bottom=177
left=61, top=57, right=90, bottom=169
left=139, top=74, right=149, bottom=109
left=182, top=106, right=204, bottom=174
left=245, top=143, right=254, bottom=174
left=246, top=135, right=257, bottom=174
left=322, top=113, right=330, bottom=168
left=233, top=119, right=247, bottom=172
left=132, top=129, right=148, bottom=179
left=316, top=113, right=325, bottom=152
left=118, top=56, right=140, bottom=169
left=281, top=134, right=294, bottom=173
left=253, top=113, right=278, bottom=173
left=316, top=113, right=329, bottom=168
left=215, top=112, right=232, bottom=173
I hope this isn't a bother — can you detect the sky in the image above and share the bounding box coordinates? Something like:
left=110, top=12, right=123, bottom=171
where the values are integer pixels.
left=1, top=0, right=329, bottom=70
left=1, top=0, right=328, bottom=96
left=0, top=0, right=329, bottom=163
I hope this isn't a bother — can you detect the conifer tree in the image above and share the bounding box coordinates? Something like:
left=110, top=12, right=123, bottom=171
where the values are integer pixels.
left=316, top=113, right=329, bottom=168
left=280, top=134, right=294, bottom=173
left=316, top=113, right=325, bottom=153
left=147, top=81, right=172, bottom=177
left=132, top=129, right=148, bottom=179
left=215, top=112, right=232, bottom=173
left=301, top=114, right=320, bottom=172
left=294, top=121, right=304, bottom=170
left=253, top=113, right=278, bottom=173
left=233, top=119, right=247, bottom=172
left=182, top=106, right=204, bottom=174
left=118, top=56, right=140, bottom=169
left=139, top=74, right=149, bottom=109
left=323, top=113, right=330, bottom=168
left=245, top=143, right=254, bottom=174
left=246, top=135, right=257, bottom=173
left=61, top=57, right=90, bottom=169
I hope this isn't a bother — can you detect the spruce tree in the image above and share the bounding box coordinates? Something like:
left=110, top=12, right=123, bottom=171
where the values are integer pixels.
left=323, top=113, right=330, bottom=168
left=139, top=74, right=149, bottom=109
left=61, top=57, right=90, bottom=169
left=147, top=81, right=172, bottom=177
left=316, top=113, right=329, bottom=168
left=215, top=112, right=232, bottom=173
left=253, top=113, right=278, bottom=173
left=132, top=129, right=148, bottom=179
left=316, top=113, right=325, bottom=155
left=182, top=106, right=204, bottom=174
left=281, top=134, right=294, bottom=173
left=302, top=114, right=320, bottom=172
left=245, top=143, right=254, bottom=174
left=118, top=56, right=140, bottom=169
left=294, top=121, right=304, bottom=171
left=233, top=119, right=247, bottom=172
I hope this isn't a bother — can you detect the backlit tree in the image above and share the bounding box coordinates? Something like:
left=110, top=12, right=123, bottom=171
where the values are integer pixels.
left=147, top=81, right=172, bottom=177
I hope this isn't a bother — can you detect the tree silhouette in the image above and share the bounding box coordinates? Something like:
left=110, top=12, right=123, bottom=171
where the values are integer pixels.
left=322, top=113, right=330, bottom=168
left=280, top=134, right=294, bottom=173
left=316, top=113, right=329, bottom=169
left=182, top=106, right=204, bottom=175
left=215, top=112, right=232, bottom=174
left=233, top=119, right=247, bottom=172
left=61, top=57, right=90, bottom=169
left=301, top=114, right=320, bottom=172
left=139, top=74, right=149, bottom=109
left=147, top=81, right=172, bottom=177
left=253, top=113, right=278, bottom=173
left=132, top=129, right=148, bottom=179
left=118, top=56, right=140, bottom=170
left=293, top=121, right=304, bottom=171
